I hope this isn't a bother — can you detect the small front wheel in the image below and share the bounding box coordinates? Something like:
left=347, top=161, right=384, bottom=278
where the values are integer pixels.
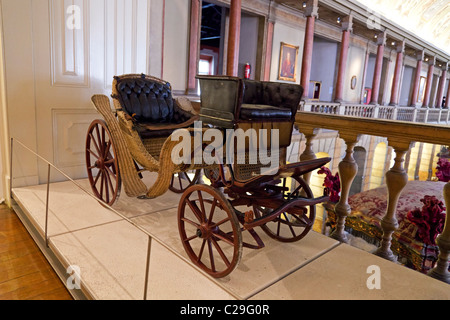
left=178, top=185, right=242, bottom=278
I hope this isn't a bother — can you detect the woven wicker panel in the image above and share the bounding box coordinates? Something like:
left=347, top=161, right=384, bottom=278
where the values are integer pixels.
left=142, top=137, right=168, bottom=160
left=233, top=148, right=286, bottom=181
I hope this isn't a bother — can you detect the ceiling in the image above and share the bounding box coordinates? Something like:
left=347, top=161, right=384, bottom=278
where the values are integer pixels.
left=354, top=0, right=450, bottom=55
left=275, top=0, right=450, bottom=58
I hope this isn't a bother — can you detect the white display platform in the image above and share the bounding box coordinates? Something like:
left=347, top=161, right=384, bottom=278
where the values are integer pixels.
left=11, top=173, right=450, bottom=300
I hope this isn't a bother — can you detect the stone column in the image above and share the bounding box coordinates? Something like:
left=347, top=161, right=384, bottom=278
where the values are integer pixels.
left=435, top=63, right=448, bottom=108
left=334, top=15, right=353, bottom=103
left=330, top=133, right=361, bottom=243
left=375, top=140, right=413, bottom=261
left=423, top=57, right=435, bottom=108
left=300, top=0, right=318, bottom=100
left=263, top=20, right=275, bottom=81
left=429, top=182, right=450, bottom=284
left=186, top=0, right=201, bottom=94
left=370, top=31, right=386, bottom=105
left=226, top=0, right=242, bottom=77
left=389, top=41, right=405, bottom=106
left=410, top=51, right=424, bottom=107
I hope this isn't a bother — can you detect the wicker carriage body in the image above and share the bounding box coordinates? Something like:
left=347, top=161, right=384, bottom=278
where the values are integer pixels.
left=89, top=74, right=209, bottom=201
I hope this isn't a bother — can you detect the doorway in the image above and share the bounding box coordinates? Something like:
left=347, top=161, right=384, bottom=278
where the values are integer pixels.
left=200, top=2, right=225, bottom=76
left=199, top=2, right=263, bottom=79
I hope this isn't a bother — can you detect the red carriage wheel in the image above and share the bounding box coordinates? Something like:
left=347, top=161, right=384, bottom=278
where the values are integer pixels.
left=86, top=119, right=121, bottom=206
left=178, top=184, right=242, bottom=278
left=254, top=176, right=316, bottom=243
left=169, top=169, right=202, bottom=194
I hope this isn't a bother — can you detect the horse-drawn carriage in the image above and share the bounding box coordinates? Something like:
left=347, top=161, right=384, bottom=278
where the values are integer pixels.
left=86, top=74, right=330, bottom=278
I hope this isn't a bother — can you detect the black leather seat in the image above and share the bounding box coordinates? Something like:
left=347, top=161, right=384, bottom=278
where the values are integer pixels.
left=239, top=104, right=293, bottom=121
left=240, top=79, right=303, bottom=122
left=112, top=74, right=198, bottom=139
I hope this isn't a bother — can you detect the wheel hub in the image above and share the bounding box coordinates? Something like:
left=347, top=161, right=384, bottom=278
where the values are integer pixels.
left=196, top=224, right=212, bottom=239
left=95, top=158, right=105, bottom=169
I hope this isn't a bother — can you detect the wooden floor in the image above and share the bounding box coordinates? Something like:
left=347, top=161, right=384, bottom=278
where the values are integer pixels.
left=0, top=205, right=72, bottom=300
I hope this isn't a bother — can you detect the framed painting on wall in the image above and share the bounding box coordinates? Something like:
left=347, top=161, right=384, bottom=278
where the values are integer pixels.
left=278, top=42, right=299, bottom=82
left=417, top=76, right=427, bottom=103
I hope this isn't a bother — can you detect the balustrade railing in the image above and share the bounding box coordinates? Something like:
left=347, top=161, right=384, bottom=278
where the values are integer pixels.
left=295, top=112, right=450, bottom=284
left=301, top=101, right=450, bottom=125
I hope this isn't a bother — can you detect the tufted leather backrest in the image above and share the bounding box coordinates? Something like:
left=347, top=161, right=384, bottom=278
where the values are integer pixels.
left=242, top=80, right=303, bottom=120
left=112, top=74, right=191, bottom=124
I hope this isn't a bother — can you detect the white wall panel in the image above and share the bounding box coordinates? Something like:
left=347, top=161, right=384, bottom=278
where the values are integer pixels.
left=50, top=0, right=90, bottom=87
left=104, top=0, right=159, bottom=89
left=52, top=109, right=99, bottom=169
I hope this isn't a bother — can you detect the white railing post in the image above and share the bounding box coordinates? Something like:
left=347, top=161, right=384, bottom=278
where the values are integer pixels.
left=424, top=108, right=430, bottom=123
left=412, top=107, right=418, bottom=123
left=392, top=106, right=399, bottom=121
left=373, top=105, right=380, bottom=119
left=302, top=102, right=312, bottom=112
left=338, top=102, right=345, bottom=116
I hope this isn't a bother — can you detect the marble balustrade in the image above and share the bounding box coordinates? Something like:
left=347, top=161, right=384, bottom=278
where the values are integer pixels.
left=295, top=111, right=450, bottom=284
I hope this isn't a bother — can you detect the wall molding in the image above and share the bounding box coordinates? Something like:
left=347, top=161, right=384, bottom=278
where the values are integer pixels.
left=49, top=0, right=90, bottom=88
left=52, top=108, right=99, bottom=168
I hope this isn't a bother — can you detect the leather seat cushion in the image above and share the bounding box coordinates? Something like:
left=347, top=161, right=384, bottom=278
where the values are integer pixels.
left=116, top=78, right=175, bottom=123
left=240, top=104, right=292, bottom=121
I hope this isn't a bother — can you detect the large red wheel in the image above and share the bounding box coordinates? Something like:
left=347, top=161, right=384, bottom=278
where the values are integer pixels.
left=178, top=184, right=242, bottom=278
left=169, top=170, right=202, bottom=194
left=254, top=176, right=316, bottom=243
left=86, top=119, right=121, bottom=206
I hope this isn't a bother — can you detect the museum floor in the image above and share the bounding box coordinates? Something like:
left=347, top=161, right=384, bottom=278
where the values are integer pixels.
left=10, top=173, right=450, bottom=300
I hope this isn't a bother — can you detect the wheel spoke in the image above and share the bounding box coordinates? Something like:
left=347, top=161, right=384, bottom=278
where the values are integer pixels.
left=210, top=237, right=231, bottom=267
left=99, top=170, right=105, bottom=198
left=210, top=217, right=230, bottom=229
left=178, top=174, right=183, bottom=189
left=181, top=217, right=200, bottom=229
left=105, top=169, right=114, bottom=196
left=185, top=198, right=204, bottom=223
left=207, top=240, right=216, bottom=272
left=207, top=198, right=217, bottom=224
left=89, top=132, right=102, bottom=158
left=104, top=172, right=110, bottom=203
left=197, top=239, right=207, bottom=263
left=282, top=212, right=297, bottom=237
left=87, top=147, right=100, bottom=160
left=293, top=213, right=311, bottom=227
left=93, top=169, right=102, bottom=186
left=197, top=190, right=206, bottom=216
left=212, top=229, right=235, bottom=246
left=104, top=140, right=112, bottom=159
left=183, top=234, right=199, bottom=243
left=104, top=164, right=118, bottom=181
left=101, top=127, right=106, bottom=156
